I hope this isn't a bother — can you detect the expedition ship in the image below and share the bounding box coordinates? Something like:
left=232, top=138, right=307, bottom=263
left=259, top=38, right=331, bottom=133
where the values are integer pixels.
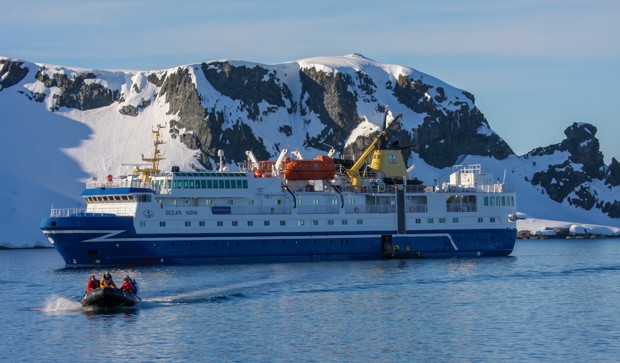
left=41, top=113, right=517, bottom=265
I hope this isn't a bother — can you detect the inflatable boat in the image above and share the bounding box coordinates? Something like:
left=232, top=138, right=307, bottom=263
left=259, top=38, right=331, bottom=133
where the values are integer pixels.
left=81, top=288, right=140, bottom=311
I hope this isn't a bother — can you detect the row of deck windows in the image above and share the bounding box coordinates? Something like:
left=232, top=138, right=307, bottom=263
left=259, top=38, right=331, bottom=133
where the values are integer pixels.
left=178, top=179, right=248, bottom=190
left=483, top=196, right=515, bottom=207
left=150, top=179, right=249, bottom=190
left=413, top=216, right=497, bottom=224
left=149, top=219, right=366, bottom=228
left=86, top=195, right=134, bottom=202
left=144, top=216, right=501, bottom=229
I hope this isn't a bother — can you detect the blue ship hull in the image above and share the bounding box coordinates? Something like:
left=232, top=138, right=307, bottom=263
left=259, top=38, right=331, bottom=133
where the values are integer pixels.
left=41, top=216, right=516, bottom=266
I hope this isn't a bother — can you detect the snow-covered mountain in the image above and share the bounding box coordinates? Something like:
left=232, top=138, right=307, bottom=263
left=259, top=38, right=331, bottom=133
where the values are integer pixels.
left=1, top=54, right=618, bottom=247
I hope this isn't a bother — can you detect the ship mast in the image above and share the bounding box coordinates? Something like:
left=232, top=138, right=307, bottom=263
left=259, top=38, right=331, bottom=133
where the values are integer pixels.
left=136, top=124, right=165, bottom=183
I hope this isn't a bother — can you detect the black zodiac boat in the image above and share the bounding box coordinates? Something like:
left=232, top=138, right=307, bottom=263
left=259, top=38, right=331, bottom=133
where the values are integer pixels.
left=81, top=288, right=140, bottom=311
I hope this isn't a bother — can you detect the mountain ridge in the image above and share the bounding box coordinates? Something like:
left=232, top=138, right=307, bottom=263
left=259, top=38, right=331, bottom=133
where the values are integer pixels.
left=1, top=54, right=618, bottom=247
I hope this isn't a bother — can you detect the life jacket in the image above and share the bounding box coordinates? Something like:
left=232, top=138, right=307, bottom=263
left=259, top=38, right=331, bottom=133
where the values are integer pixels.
left=100, top=276, right=114, bottom=288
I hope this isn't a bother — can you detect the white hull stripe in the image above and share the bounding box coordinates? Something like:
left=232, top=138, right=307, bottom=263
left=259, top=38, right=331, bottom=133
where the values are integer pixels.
left=42, top=229, right=459, bottom=249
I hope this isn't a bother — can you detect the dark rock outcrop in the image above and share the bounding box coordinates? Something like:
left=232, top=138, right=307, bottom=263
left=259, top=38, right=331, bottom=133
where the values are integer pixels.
left=528, top=122, right=615, bottom=217
left=605, top=158, right=620, bottom=187
left=35, top=68, right=120, bottom=110
left=299, top=67, right=361, bottom=152
left=394, top=74, right=512, bottom=168
left=201, top=62, right=293, bottom=121
left=0, top=60, right=30, bottom=90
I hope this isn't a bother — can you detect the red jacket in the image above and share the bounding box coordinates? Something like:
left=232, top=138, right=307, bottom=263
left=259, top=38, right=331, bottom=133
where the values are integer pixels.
left=121, top=280, right=133, bottom=293
left=86, top=278, right=99, bottom=293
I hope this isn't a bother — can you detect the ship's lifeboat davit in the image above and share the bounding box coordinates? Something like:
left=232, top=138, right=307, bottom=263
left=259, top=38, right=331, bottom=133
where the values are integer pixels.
left=283, top=155, right=336, bottom=180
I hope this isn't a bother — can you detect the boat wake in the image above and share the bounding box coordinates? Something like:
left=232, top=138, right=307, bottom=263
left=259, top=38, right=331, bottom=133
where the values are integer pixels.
left=143, top=277, right=286, bottom=307
left=42, top=294, right=82, bottom=314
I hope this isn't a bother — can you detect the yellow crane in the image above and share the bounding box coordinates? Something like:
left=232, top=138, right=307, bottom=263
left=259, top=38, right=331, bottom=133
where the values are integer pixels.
left=346, top=112, right=408, bottom=190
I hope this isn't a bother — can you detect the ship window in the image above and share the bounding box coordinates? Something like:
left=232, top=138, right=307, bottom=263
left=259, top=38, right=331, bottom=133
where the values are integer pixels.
left=189, top=180, right=194, bottom=188
left=227, top=200, right=234, bottom=205
left=439, top=218, right=446, bottom=224
left=313, top=199, right=320, bottom=205
left=232, top=221, right=238, bottom=226
left=185, top=221, right=191, bottom=227
left=199, top=221, right=205, bottom=227
left=276, top=200, right=282, bottom=205
left=230, top=180, right=236, bottom=189
left=236, top=180, right=242, bottom=188
left=225, top=180, right=231, bottom=189
left=114, top=196, right=121, bottom=201
left=332, top=199, right=338, bottom=205
left=428, top=218, right=434, bottom=224
left=247, top=221, right=254, bottom=226
left=415, top=218, right=421, bottom=224
left=342, top=220, right=348, bottom=225
left=298, top=220, right=305, bottom=226
left=484, top=196, right=489, bottom=206
left=264, top=220, right=270, bottom=226
left=217, top=221, right=223, bottom=227
left=205, top=199, right=212, bottom=206
left=183, top=180, right=189, bottom=189
left=248, top=199, right=254, bottom=205
left=490, top=197, right=494, bottom=206
left=328, top=220, right=334, bottom=225
left=128, top=195, right=135, bottom=201
left=312, top=220, right=319, bottom=226
left=280, top=220, right=286, bottom=226
left=219, top=180, right=225, bottom=189
left=243, top=180, right=248, bottom=188
left=297, top=198, right=303, bottom=205
left=502, top=197, right=506, bottom=206
left=478, top=217, right=483, bottom=223
left=490, top=217, right=496, bottom=223
left=201, top=180, right=207, bottom=188
left=121, top=195, right=129, bottom=201
left=207, top=180, right=213, bottom=189
left=357, top=219, right=363, bottom=225
left=139, top=221, right=145, bottom=227
left=452, top=218, right=459, bottom=223
left=511, top=196, right=515, bottom=206
left=160, top=221, right=166, bottom=227
left=495, top=196, right=500, bottom=205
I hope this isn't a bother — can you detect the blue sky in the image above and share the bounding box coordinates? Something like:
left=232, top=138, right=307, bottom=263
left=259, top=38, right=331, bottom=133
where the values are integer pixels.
left=2, top=0, right=618, bottom=162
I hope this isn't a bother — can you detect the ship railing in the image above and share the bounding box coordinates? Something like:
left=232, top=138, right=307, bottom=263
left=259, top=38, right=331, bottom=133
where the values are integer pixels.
left=296, top=205, right=341, bottom=214
left=432, top=183, right=513, bottom=194
left=232, top=205, right=291, bottom=215
left=85, top=179, right=152, bottom=190
left=346, top=204, right=396, bottom=214
left=407, top=203, right=428, bottom=213
left=49, top=208, right=132, bottom=217
left=446, top=203, right=477, bottom=213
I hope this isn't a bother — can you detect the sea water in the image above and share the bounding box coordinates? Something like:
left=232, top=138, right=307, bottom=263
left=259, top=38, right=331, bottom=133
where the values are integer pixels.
left=1, top=238, right=619, bottom=362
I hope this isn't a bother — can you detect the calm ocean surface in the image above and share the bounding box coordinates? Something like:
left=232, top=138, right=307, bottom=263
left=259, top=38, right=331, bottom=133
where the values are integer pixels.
left=1, top=238, right=620, bottom=362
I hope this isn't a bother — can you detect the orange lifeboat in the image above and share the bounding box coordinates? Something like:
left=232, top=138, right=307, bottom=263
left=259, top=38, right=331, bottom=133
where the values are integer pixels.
left=283, top=155, right=336, bottom=180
